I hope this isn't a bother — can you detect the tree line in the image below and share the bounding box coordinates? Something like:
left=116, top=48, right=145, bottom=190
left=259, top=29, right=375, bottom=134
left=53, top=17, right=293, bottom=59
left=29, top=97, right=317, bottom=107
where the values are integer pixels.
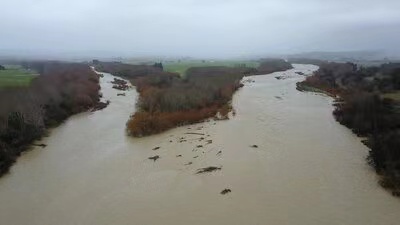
left=0, top=61, right=101, bottom=176
left=297, top=61, right=400, bottom=196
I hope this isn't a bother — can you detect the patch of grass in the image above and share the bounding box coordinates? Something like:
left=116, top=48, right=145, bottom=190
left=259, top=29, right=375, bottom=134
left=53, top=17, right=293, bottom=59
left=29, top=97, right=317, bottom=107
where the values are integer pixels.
left=382, top=91, right=400, bottom=102
left=0, top=65, right=37, bottom=88
left=164, top=60, right=259, bottom=77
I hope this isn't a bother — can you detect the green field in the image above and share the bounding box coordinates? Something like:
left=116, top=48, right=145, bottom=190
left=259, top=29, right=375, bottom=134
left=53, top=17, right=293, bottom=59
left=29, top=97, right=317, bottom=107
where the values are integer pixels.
left=0, top=65, right=37, bottom=88
left=163, top=60, right=260, bottom=77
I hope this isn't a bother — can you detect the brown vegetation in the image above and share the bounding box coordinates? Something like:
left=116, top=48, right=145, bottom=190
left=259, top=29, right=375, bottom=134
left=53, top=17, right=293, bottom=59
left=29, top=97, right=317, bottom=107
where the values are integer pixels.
left=0, top=61, right=100, bottom=176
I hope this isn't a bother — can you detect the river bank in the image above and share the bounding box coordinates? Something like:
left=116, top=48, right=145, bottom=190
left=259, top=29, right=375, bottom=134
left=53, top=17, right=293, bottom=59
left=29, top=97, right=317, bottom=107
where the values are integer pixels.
left=0, top=65, right=399, bottom=225
left=296, top=62, right=400, bottom=196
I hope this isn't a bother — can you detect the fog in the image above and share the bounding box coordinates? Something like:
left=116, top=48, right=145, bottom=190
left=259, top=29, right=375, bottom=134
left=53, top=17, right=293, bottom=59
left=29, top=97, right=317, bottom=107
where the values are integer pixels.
left=1, top=0, right=400, bottom=58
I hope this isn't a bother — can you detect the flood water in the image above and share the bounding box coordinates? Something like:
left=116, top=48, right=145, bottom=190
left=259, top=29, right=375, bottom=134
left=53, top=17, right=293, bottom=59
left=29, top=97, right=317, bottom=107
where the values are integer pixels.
left=0, top=64, right=399, bottom=225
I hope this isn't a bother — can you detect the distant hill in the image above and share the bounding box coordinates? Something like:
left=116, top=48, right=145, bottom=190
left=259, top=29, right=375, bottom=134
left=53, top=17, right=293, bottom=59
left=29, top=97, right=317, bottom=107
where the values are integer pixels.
left=288, top=51, right=400, bottom=67
left=288, top=51, right=387, bottom=61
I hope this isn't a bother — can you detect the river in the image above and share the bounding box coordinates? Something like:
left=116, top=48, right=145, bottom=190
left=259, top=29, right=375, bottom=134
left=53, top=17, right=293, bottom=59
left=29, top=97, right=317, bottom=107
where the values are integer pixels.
left=0, top=64, right=399, bottom=225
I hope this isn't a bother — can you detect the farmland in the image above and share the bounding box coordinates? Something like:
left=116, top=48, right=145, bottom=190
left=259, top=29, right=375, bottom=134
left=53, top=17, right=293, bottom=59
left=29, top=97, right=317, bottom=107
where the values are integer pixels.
left=0, top=65, right=37, bottom=88
left=163, top=60, right=260, bottom=77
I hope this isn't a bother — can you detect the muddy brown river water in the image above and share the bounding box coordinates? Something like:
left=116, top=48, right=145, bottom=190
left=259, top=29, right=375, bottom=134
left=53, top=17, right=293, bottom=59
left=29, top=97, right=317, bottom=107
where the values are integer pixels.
left=0, top=64, right=399, bottom=225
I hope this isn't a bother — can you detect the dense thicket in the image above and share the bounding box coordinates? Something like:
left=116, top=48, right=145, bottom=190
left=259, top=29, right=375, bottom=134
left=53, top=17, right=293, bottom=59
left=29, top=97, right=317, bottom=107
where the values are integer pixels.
left=128, top=66, right=245, bottom=136
left=95, top=60, right=293, bottom=137
left=0, top=62, right=100, bottom=176
left=297, top=62, right=400, bottom=196
left=93, top=61, right=172, bottom=79
left=256, top=59, right=293, bottom=74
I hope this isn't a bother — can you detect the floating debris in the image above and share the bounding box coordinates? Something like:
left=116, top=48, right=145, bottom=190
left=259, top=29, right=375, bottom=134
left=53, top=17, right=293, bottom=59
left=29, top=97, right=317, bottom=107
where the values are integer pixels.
left=185, top=132, right=205, bottom=136
left=148, top=155, right=160, bottom=162
left=33, top=143, right=47, bottom=148
left=243, top=79, right=255, bottom=83
left=196, top=145, right=203, bottom=148
left=184, top=162, right=193, bottom=166
left=206, top=140, right=213, bottom=144
left=91, top=100, right=110, bottom=112
left=250, top=145, right=258, bottom=148
left=152, top=146, right=160, bottom=151
left=111, top=78, right=129, bottom=90
left=176, top=155, right=182, bottom=157
left=220, top=189, right=232, bottom=195
left=117, top=93, right=126, bottom=96
left=193, top=156, right=198, bottom=159
left=216, top=151, right=222, bottom=156
left=275, top=96, right=283, bottom=100
left=196, top=166, right=222, bottom=174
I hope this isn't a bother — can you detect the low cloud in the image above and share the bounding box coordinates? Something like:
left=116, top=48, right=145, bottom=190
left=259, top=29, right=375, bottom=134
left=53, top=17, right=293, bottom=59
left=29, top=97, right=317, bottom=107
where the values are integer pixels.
left=1, top=0, right=399, bottom=58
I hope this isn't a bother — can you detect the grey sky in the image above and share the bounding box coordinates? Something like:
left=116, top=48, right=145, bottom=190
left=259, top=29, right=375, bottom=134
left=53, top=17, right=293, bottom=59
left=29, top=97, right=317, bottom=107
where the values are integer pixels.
left=1, top=0, right=400, bottom=58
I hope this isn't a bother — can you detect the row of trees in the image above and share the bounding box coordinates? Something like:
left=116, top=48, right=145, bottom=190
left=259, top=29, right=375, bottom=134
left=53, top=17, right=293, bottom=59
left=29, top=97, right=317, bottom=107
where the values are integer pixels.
left=93, top=61, right=171, bottom=79
left=298, top=62, right=400, bottom=196
left=256, top=59, right=293, bottom=74
left=0, top=61, right=101, bottom=175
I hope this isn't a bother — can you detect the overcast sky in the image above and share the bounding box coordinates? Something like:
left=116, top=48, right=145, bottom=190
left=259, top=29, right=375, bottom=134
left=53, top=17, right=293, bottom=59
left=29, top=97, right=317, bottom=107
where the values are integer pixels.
left=1, top=0, right=399, bottom=58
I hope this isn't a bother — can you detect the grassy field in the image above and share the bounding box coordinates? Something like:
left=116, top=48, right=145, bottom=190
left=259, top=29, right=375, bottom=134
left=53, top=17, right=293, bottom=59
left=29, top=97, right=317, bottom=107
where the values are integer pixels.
left=163, top=60, right=260, bottom=77
left=0, top=65, right=37, bottom=88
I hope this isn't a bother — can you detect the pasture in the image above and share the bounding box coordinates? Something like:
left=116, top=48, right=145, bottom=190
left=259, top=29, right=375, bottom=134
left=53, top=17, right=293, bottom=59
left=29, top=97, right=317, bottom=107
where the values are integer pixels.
left=0, top=65, right=37, bottom=88
left=163, top=60, right=259, bottom=77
